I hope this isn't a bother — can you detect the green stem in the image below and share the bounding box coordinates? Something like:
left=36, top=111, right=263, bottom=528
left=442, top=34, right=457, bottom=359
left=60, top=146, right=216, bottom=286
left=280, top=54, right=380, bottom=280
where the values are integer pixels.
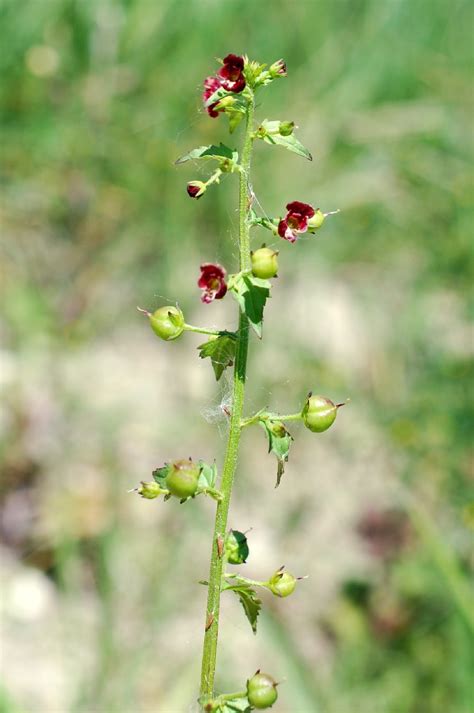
left=200, top=92, right=255, bottom=699
left=274, top=412, right=303, bottom=422
left=217, top=691, right=247, bottom=702
left=240, top=411, right=303, bottom=428
left=223, top=573, right=268, bottom=590
left=184, top=324, right=221, bottom=336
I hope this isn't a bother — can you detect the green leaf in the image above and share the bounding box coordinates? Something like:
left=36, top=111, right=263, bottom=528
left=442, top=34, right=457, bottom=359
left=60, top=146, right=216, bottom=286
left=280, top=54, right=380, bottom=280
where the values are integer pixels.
left=198, top=461, right=217, bottom=489
left=259, top=419, right=293, bottom=487
left=203, top=86, right=232, bottom=108
left=228, top=273, right=271, bottom=338
left=152, top=464, right=171, bottom=488
left=197, top=334, right=237, bottom=381
left=227, top=584, right=262, bottom=634
left=175, top=142, right=236, bottom=165
left=262, top=132, right=312, bottom=161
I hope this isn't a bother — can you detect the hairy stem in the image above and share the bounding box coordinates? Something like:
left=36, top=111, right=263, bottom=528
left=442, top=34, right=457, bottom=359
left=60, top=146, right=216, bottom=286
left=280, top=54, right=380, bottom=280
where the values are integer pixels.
left=200, top=94, right=255, bottom=699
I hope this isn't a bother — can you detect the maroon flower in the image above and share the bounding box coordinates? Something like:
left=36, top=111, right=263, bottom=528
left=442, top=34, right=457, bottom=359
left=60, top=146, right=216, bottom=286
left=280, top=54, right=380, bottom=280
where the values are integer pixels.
left=203, top=76, right=222, bottom=117
left=218, top=54, right=246, bottom=93
left=202, top=54, right=246, bottom=118
left=186, top=180, right=206, bottom=199
left=198, top=263, right=227, bottom=303
left=278, top=200, right=315, bottom=243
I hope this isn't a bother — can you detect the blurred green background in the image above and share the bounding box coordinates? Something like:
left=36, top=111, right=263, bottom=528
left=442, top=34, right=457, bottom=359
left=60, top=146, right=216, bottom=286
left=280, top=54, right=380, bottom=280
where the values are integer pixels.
left=1, top=0, right=473, bottom=711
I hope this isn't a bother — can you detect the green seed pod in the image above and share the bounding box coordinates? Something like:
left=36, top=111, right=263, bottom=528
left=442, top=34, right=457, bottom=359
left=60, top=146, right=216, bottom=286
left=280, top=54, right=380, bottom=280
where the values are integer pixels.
left=251, top=247, right=279, bottom=279
left=303, top=394, right=338, bottom=433
left=279, top=120, right=295, bottom=136
left=225, top=529, right=250, bottom=565
left=149, top=306, right=185, bottom=341
left=165, top=459, right=200, bottom=499
left=307, top=209, right=325, bottom=231
left=247, top=672, right=278, bottom=709
left=268, top=569, right=297, bottom=598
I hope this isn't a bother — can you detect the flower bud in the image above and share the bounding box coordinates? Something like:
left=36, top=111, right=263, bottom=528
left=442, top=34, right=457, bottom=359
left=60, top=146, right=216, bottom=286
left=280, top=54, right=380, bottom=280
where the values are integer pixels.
left=269, top=59, right=287, bottom=77
left=303, top=394, right=338, bottom=433
left=267, top=569, right=297, bottom=598
left=251, top=247, right=279, bottom=279
left=247, top=672, right=278, bottom=709
left=187, top=180, right=206, bottom=199
left=215, top=95, right=236, bottom=111
left=147, top=306, right=185, bottom=341
left=137, top=481, right=164, bottom=499
left=225, top=529, right=249, bottom=565
left=307, top=209, right=325, bottom=231
left=279, top=121, right=295, bottom=137
left=165, top=459, right=200, bottom=499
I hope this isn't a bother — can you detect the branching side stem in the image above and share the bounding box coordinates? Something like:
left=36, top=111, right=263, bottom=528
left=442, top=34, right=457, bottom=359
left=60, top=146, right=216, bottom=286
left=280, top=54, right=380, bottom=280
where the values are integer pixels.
left=200, top=93, right=255, bottom=698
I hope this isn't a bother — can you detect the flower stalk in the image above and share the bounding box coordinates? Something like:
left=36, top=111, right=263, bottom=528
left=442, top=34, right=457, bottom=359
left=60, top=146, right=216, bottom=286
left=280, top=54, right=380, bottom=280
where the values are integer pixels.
left=135, top=53, right=343, bottom=709
left=200, top=91, right=255, bottom=698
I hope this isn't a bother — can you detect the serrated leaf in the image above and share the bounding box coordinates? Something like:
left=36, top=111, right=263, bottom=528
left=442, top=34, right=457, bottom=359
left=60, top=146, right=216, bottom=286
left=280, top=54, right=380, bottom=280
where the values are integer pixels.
left=175, top=142, right=236, bottom=165
left=198, top=461, right=217, bottom=489
left=152, top=464, right=171, bottom=488
left=229, top=274, right=271, bottom=338
left=227, top=584, right=261, bottom=634
left=262, top=132, right=312, bottom=161
left=197, top=334, right=237, bottom=381
left=259, top=419, right=293, bottom=487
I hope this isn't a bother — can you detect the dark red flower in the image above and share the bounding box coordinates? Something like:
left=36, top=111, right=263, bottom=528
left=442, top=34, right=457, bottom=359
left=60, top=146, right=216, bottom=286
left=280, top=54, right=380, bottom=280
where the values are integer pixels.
left=203, top=76, right=222, bottom=117
left=186, top=180, right=206, bottom=199
left=202, top=55, right=246, bottom=118
left=218, top=54, right=246, bottom=93
left=278, top=201, right=315, bottom=243
left=198, top=263, right=227, bottom=303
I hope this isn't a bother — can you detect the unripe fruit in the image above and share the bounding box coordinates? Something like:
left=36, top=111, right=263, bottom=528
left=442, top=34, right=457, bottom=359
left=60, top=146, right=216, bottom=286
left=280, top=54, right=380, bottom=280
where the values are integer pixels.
left=137, top=481, right=163, bottom=499
left=225, top=529, right=249, bottom=565
left=251, top=247, right=279, bottom=279
left=279, top=120, right=295, bottom=136
left=303, top=394, right=337, bottom=433
left=165, top=459, right=200, bottom=499
left=268, top=570, right=297, bottom=598
left=149, top=306, right=184, bottom=341
left=247, top=672, right=278, bottom=709
left=307, top=209, right=325, bottom=231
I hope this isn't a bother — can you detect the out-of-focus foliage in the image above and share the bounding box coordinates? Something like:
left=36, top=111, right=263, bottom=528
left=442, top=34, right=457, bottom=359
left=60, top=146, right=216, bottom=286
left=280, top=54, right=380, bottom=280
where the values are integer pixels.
left=1, top=1, right=473, bottom=712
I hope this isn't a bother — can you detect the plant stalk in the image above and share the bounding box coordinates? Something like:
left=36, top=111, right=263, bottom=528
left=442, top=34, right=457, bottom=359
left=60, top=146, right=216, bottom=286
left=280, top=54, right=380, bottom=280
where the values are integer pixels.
left=200, top=93, right=255, bottom=698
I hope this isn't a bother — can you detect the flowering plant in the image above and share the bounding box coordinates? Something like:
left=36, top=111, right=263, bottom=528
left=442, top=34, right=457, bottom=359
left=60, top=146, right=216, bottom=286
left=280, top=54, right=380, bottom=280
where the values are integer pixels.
left=134, top=53, right=343, bottom=711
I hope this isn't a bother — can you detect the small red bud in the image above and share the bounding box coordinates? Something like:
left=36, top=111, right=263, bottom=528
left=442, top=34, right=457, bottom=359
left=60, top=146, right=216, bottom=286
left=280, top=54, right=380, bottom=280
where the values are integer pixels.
left=269, top=59, right=287, bottom=77
left=187, top=180, right=206, bottom=199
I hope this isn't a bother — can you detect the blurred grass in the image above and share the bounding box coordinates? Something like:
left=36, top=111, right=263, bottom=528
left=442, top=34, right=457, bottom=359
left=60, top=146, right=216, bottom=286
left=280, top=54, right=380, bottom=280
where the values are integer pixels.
left=1, top=0, right=473, bottom=711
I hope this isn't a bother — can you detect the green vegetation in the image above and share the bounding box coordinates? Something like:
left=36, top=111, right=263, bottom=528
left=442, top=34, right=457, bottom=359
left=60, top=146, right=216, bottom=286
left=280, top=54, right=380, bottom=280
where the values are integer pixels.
left=1, top=1, right=472, bottom=711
